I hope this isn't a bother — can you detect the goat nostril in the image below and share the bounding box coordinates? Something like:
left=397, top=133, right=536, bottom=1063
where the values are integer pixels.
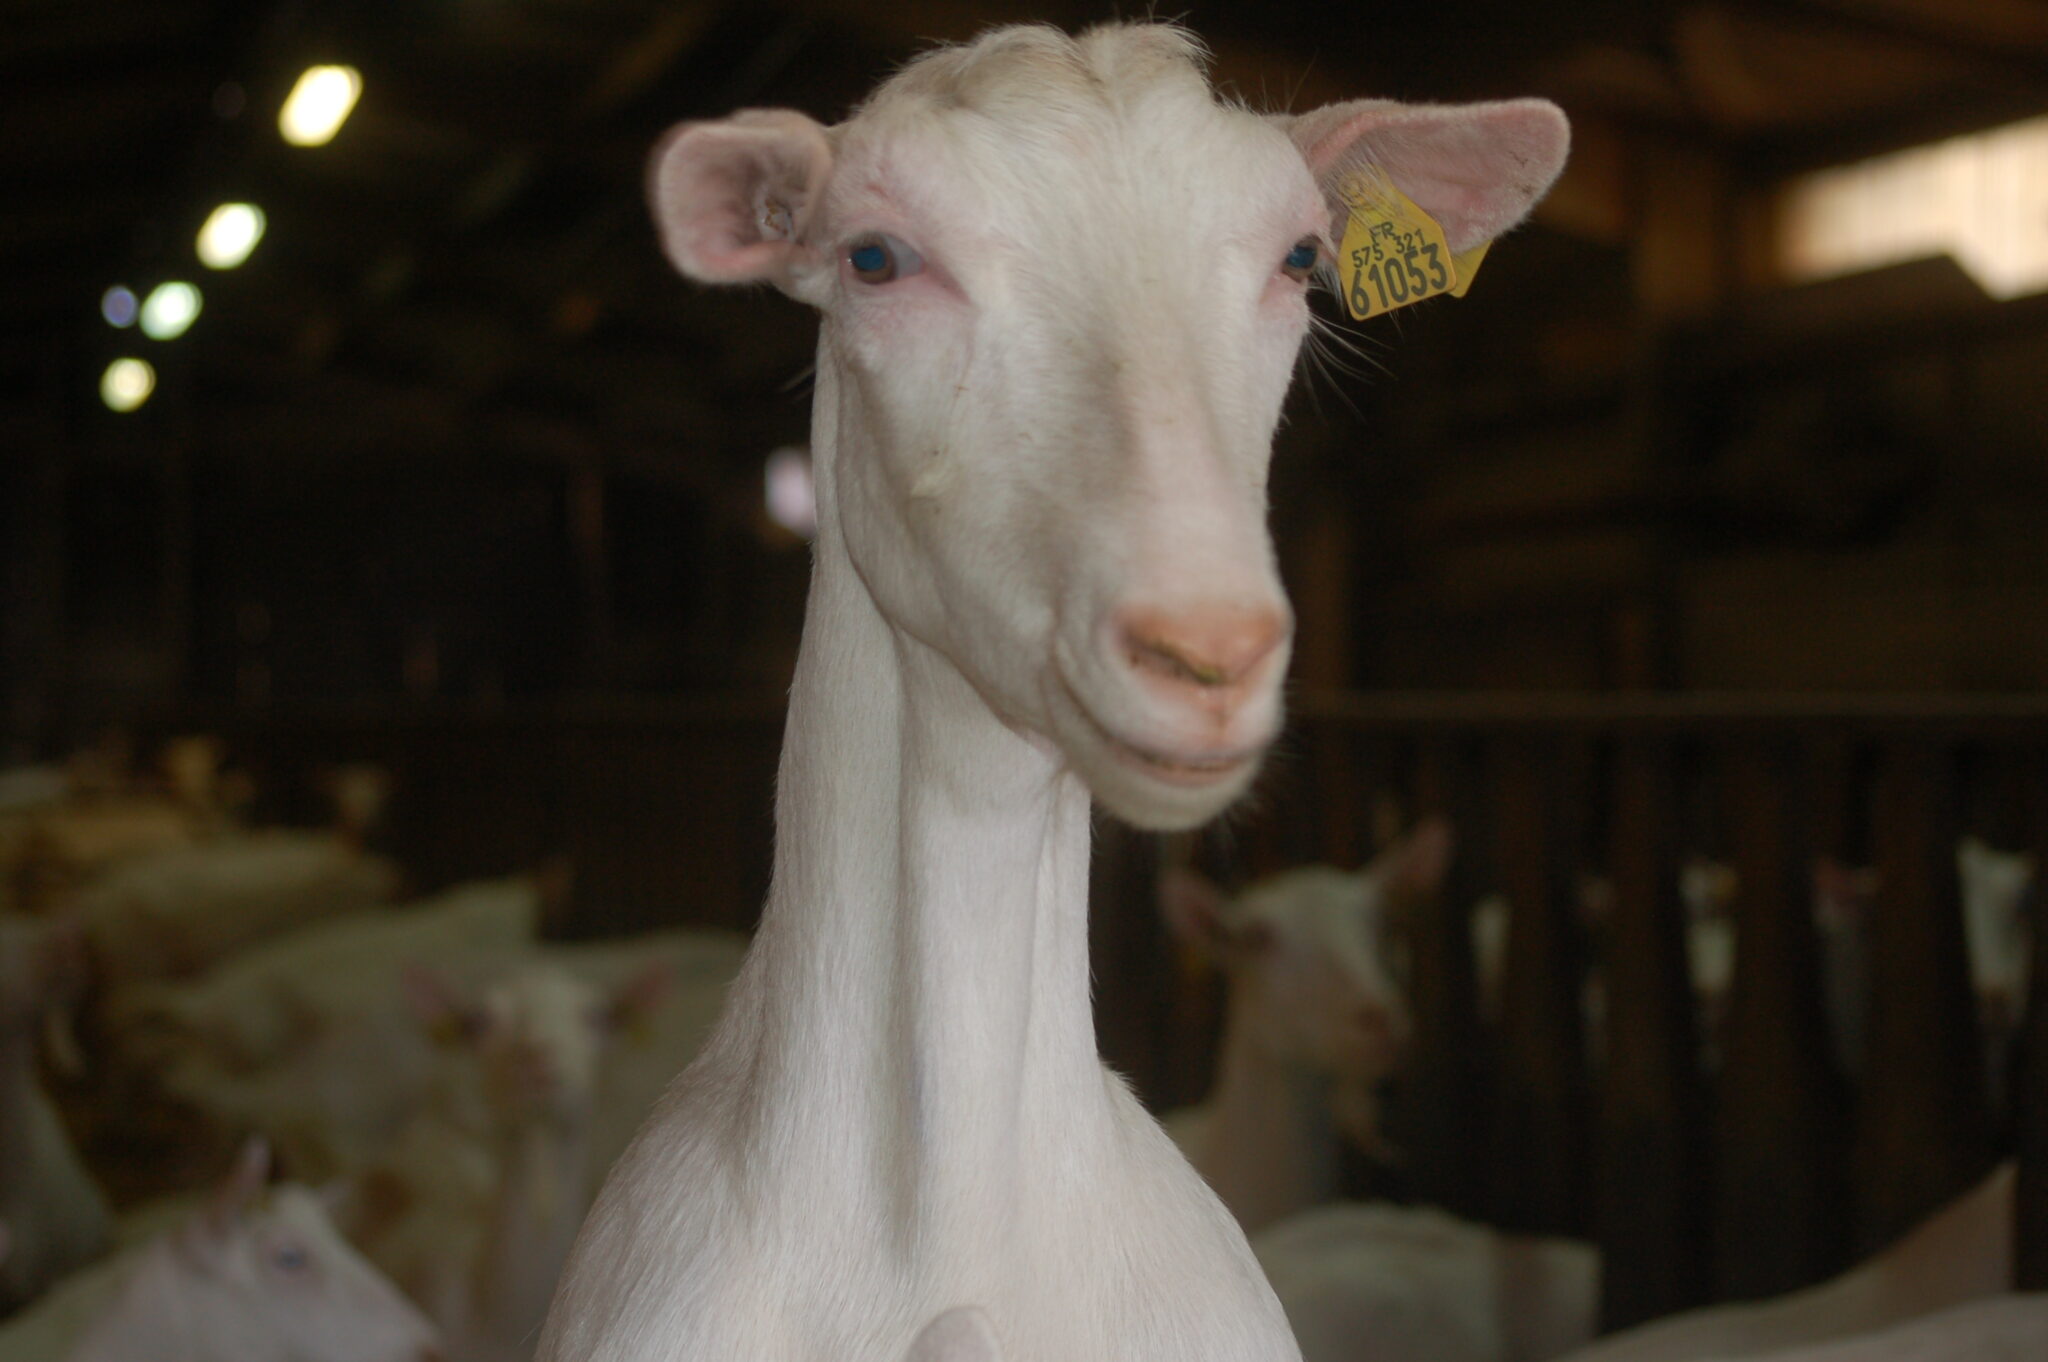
left=1131, top=636, right=1227, bottom=687
left=1118, top=607, right=1287, bottom=692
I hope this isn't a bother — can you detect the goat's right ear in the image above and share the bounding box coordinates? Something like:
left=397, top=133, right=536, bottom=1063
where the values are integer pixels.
left=1285, top=98, right=1569, bottom=253
left=905, top=1307, right=1002, bottom=1362
left=648, top=110, right=833, bottom=290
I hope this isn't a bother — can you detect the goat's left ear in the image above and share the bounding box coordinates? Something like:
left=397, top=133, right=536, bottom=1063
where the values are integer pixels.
left=648, top=109, right=834, bottom=292
left=1286, top=98, right=1570, bottom=253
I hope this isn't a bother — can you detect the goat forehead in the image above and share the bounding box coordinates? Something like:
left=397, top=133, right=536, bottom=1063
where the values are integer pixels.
left=264, top=1189, right=345, bottom=1247
left=1247, top=871, right=1391, bottom=975
left=842, top=44, right=1313, bottom=271
left=866, top=23, right=1214, bottom=131
left=493, top=969, right=600, bottom=1025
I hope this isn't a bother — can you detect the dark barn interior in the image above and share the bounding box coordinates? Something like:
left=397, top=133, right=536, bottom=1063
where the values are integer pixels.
left=3, top=0, right=2047, bottom=1357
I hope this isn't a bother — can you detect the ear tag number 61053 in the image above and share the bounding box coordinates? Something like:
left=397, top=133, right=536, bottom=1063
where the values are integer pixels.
left=1334, top=168, right=1489, bottom=321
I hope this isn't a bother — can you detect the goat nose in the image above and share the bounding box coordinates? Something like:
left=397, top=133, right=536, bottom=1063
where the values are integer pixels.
left=1116, top=605, right=1288, bottom=695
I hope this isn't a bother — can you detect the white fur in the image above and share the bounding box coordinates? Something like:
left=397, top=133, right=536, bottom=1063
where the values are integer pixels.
left=72, top=830, right=402, bottom=989
left=905, top=1307, right=1003, bottom=1362
left=540, top=23, right=1566, bottom=1361
left=1161, top=822, right=1452, bottom=1231
left=1685, top=1295, right=2048, bottom=1362
left=0, top=917, right=111, bottom=1313
left=1560, top=1163, right=2014, bottom=1361
left=1254, top=1203, right=1598, bottom=1362
left=352, top=964, right=665, bottom=1362
left=6, top=1144, right=443, bottom=1362
left=1957, top=838, right=2035, bottom=1103
left=106, top=876, right=543, bottom=1180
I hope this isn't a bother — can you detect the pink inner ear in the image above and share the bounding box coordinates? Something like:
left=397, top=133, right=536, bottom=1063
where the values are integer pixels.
left=206, top=1137, right=271, bottom=1233
left=648, top=111, right=832, bottom=286
left=1292, top=98, right=1570, bottom=255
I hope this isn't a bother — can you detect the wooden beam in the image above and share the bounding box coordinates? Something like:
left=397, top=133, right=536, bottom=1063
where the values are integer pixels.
left=2017, top=744, right=2048, bottom=1289
left=1598, top=736, right=1708, bottom=1327
left=1713, top=739, right=1850, bottom=1297
left=1853, top=739, right=1995, bottom=1254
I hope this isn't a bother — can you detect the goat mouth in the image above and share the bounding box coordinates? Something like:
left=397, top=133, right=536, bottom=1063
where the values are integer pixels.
left=1100, top=727, right=1261, bottom=787
left=1054, top=663, right=1267, bottom=789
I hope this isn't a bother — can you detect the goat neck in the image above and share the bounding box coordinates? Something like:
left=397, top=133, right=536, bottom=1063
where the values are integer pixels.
left=737, top=385, right=1104, bottom=1239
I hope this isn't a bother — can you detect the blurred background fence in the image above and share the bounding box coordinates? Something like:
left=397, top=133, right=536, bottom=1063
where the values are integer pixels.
left=123, top=689, right=2048, bottom=1328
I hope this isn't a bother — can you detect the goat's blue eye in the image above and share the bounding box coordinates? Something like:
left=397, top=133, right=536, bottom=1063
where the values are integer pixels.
left=846, top=234, right=926, bottom=285
left=1282, top=239, right=1320, bottom=280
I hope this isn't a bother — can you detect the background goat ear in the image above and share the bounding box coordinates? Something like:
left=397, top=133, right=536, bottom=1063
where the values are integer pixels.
left=606, top=960, right=674, bottom=1037
left=905, top=1307, right=1002, bottom=1362
left=1159, top=865, right=1234, bottom=956
left=400, top=965, right=482, bottom=1047
left=1372, top=817, right=1456, bottom=907
left=648, top=109, right=833, bottom=289
left=201, top=1137, right=271, bottom=1237
left=1286, top=98, right=1570, bottom=254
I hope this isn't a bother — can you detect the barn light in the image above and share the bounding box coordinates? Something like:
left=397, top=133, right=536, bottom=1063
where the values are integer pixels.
left=765, top=445, right=816, bottom=539
left=101, top=358, right=156, bottom=412
left=197, top=203, right=266, bottom=269
left=139, top=282, right=202, bottom=340
left=1780, top=113, right=2048, bottom=301
left=101, top=286, right=138, bottom=328
left=279, top=65, right=361, bottom=147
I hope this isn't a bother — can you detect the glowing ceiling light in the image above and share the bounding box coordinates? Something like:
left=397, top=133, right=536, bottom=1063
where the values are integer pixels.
left=102, top=286, right=138, bottom=327
left=279, top=64, right=362, bottom=147
left=197, top=202, right=266, bottom=269
left=139, top=281, right=202, bottom=340
left=101, top=358, right=156, bottom=412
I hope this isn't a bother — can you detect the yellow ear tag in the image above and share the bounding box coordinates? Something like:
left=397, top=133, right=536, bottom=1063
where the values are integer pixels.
left=1334, top=168, right=1479, bottom=319
left=1447, top=241, right=1490, bottom=298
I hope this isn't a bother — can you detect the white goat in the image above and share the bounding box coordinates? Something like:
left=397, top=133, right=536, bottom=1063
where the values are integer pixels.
left=1255, top=1203, right=1599, bottom=1362
left=0, top=916, right=111, bottom=1313
left=1773, top=844, right=2030, bottom=1093
left=1558, top=1161, right=2014, bottom=1362
left=1480, top=861, right=1877, bottom=1075
left=537, top=22, right=1567, bottom=1362
left=1686, top=1294, right=2048, bottom=1362
left=348, top=962, right=668, bottom=1362
left=0, top=1140, right=443, bottom=1362
left=1957, top=837, right=2034, bottom=1102
left=106, top=874, right=545, bottom=1181
left=71, top=828, right=402, bottom=990
left=1159, top=821, right=1453, bottom=1231
left=543, top=927, right=746, bottom=1183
